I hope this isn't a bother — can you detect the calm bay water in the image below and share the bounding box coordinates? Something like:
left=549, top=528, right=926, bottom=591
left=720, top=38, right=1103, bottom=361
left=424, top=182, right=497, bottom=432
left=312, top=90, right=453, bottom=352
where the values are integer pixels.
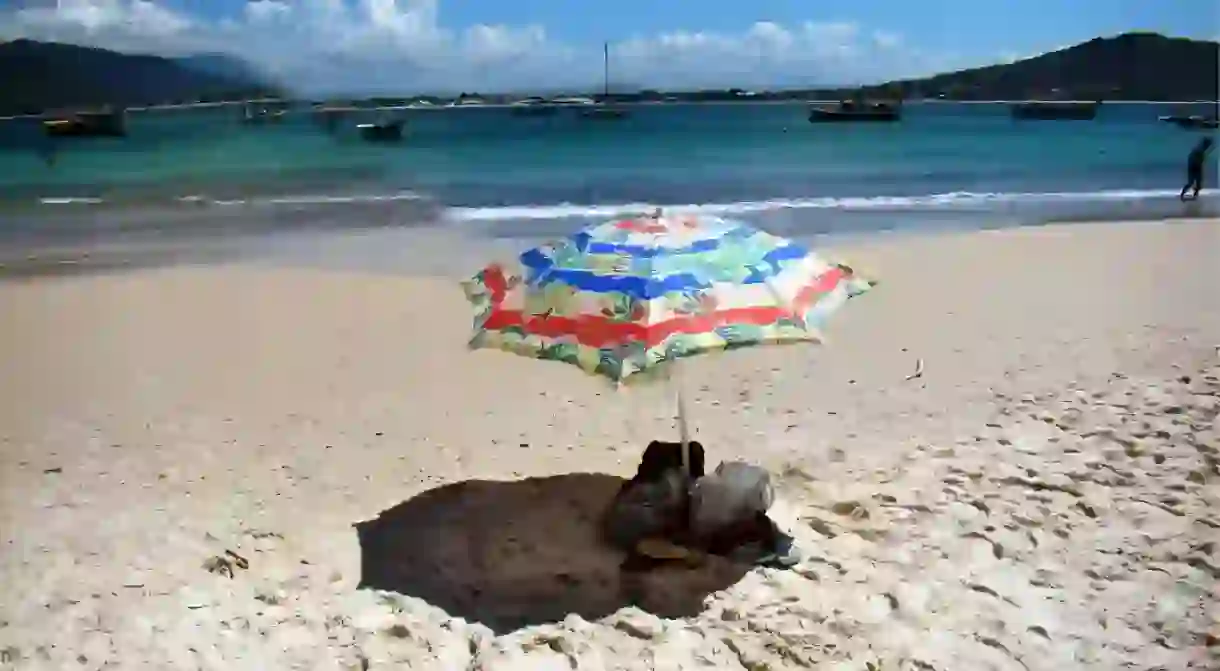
left=0, top=101, right=1216, bottom=249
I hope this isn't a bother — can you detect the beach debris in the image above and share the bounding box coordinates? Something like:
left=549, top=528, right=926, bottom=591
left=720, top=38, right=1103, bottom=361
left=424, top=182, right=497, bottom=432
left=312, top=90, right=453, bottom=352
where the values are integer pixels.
left=905, top=357, right=925, bottom=381
left=202, top=549, right=250, bottom=578
left=829, top=500, right=870, bottom=520
left=226, top=549, right=250, bottom=569
left=804, top=516, right=838, bottom=538
left=202, top=556, right=234, bottom=578
left=384, top=624, right=412, bottom=639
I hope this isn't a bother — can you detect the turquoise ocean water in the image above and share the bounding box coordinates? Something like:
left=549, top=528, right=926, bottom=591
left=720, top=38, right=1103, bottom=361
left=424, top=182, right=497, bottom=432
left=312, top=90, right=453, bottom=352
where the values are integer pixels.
left=0, top=101, right=1216, bottom=249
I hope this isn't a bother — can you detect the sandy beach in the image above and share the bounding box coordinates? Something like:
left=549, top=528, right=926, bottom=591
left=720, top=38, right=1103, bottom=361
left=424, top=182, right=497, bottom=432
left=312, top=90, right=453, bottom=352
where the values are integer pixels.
left=1, top=218, right=1218, bottom=670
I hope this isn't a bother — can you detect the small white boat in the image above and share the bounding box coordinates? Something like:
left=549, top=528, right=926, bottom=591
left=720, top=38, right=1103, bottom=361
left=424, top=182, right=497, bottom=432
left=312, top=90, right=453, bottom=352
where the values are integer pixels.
left=357, top=120, right=405, bottom=141
left=510, top=97, right=558, bottom=117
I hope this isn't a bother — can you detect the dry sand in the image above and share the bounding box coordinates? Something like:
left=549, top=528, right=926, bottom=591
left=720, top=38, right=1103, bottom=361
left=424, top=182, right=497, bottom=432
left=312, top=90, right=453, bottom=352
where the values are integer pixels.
left=1, top=219, right=1218, bottom=670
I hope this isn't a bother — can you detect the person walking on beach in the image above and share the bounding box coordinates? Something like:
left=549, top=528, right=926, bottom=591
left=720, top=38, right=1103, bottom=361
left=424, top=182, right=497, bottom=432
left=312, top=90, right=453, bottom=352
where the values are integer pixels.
left=1180, top=137, right=1214, bottom=201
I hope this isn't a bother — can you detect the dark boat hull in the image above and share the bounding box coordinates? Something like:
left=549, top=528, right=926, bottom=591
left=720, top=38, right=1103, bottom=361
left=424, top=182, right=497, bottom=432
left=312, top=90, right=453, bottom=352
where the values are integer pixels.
left=808, top=109, right=901, bottom=123
left=1011, top=104, right=1098, bottom=120
left=1160, top=115, right=1219, bottom=130
left=43, top=114, right=126, bottom=138
left=578, top=108, right=629, bottom=120
left=358, top=123, right=404, bottom=141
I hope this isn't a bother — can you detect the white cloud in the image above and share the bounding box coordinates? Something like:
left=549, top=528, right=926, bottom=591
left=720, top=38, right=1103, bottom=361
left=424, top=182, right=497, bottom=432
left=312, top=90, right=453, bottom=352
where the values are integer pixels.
left=244, top=0, right=291, bottom=23
left=0, top=1, right=952, bottom=93
left=614, top=21, right=943, bottom=89
left=464, top=24, right=548, bottom=66
left=7, top=0, right=194, bottom=52
left=871, top=30, right=902, bottom=50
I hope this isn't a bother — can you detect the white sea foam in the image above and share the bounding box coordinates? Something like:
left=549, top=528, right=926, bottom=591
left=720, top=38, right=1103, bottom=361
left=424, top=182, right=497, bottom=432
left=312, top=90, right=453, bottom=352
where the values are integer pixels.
left=39, top=197, right=104, bottom=205
left=35, top=188, right=1212, bottom=223
left=445, top=188, right=1196, bottom=222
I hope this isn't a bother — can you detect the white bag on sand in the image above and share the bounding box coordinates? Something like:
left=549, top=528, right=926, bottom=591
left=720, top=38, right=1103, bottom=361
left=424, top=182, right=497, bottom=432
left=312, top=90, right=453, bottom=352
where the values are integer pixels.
left=688, top=461, right=775, bottom=540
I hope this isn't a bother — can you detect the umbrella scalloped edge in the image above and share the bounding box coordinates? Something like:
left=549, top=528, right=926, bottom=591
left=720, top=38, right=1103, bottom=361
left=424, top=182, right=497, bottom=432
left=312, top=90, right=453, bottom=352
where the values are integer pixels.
left=460, top=216, right=875, bottom=384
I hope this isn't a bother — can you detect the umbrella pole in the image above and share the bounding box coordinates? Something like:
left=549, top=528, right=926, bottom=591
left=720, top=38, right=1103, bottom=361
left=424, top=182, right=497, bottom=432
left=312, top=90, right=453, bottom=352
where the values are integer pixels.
left=674, top=362, right=693, bottom=475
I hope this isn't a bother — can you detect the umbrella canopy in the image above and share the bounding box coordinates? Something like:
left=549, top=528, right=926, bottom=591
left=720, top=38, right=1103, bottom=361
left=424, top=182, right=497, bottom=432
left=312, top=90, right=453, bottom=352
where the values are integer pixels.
left=461, top=212, right=873, bottom=385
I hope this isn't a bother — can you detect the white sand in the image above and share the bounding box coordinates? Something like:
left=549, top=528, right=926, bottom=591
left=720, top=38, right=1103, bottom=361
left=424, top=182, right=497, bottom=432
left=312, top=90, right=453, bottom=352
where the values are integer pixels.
left=0, top=219, right=1218, bottom=670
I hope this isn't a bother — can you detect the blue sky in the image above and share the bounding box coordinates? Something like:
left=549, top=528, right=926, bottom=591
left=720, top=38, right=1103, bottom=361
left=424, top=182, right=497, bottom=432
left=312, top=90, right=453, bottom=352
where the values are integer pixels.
left=3, top=0, right=1217, bottom=93
left=176, top=0, right=1217, bottom=53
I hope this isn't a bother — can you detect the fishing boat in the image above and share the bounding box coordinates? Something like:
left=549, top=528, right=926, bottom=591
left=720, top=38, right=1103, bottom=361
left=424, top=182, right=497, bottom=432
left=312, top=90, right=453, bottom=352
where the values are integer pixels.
left=42, top=107, right=126, bottom=137
left=1010, top=100, right=1100, bottom=120
left=579, top=42, right=629, bottom=121
left=1159, top=114, right=1219, bottom=130
left=808, top=99, right=901, bottom=123
left=357, top=119, right=405, bottom=142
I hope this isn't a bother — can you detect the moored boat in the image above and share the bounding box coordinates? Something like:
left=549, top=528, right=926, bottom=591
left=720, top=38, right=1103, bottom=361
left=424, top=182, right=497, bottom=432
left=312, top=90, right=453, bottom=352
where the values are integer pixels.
left=578, top=42, right=630, bottom=121
left=42, top=108, right=126, bottom=137
left=578, top=106, right=629, bottom=120
left=1159, top=114, right=1219, bottom=130
left=808, top=99, right=901, bottom=123
left=1010, top=101, right=1100, bottom=120
left=357, top=119, right=405, bottom=142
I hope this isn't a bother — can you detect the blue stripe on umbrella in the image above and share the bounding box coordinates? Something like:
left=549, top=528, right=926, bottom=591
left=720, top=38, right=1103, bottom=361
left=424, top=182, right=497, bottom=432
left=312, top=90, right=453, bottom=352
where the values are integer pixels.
left=585, top=238, right=721, bottom=257
left=582, top=226, right=757, bottom=258
left=523, top=243, right=813, bottom=298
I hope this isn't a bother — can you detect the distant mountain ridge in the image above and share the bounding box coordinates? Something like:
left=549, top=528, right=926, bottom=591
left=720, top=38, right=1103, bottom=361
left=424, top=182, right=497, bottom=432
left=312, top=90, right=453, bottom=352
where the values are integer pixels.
left=0, top=39, right=283, bottom=115
left=859, top=32, right=1219, bottom=102
left=0, top=32, right=1214, bottom=114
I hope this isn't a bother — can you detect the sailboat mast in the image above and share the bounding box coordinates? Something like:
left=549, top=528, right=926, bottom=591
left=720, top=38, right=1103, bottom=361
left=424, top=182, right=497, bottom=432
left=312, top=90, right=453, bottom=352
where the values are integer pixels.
left=603, top=41, right=609, bottom=98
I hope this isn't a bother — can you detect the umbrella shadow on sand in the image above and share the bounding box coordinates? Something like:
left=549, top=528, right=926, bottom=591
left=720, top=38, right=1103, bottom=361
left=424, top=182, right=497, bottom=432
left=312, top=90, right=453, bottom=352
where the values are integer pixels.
left=355, top=473, right=753, bottom=634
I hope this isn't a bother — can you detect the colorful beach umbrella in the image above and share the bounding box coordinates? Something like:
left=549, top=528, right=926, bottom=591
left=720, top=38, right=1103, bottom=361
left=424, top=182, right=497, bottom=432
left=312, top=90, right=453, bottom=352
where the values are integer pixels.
left=463, top=211, right=872, bottom=380
left=461, top=211, right=873, bottom=464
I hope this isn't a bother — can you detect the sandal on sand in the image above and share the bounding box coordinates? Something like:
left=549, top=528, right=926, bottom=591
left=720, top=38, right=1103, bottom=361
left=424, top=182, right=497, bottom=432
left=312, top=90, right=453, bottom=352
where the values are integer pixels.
left=636, top=538, right=706, bottom=565
left=636, top=537, right=693, bottom=560
left=619, top=538, right=706, bottom=571
left=755, top=532, right=802, bottom=569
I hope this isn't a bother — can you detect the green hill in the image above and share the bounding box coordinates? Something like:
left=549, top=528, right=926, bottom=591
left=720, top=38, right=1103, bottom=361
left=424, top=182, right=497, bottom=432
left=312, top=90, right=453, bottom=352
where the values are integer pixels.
left=0, top=39, right=283, bottom=115
left=861, top=32, right=1219, bottom=102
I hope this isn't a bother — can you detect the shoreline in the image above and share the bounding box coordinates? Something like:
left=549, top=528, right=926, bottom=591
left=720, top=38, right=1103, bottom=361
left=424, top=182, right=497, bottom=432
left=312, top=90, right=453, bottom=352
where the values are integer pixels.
left=0, top=217, right=1216, bottom=668
left=2, top=211, right=1217, bottom=282
left=4, top=98, right=1217, bottom=120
